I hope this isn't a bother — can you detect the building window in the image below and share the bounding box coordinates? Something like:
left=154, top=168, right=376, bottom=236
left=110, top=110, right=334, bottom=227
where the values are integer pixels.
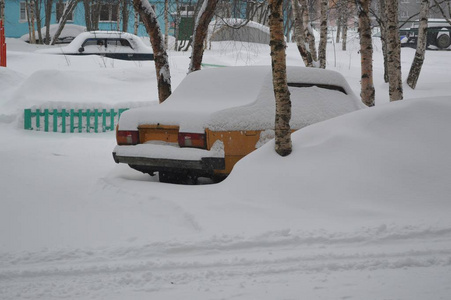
left=56, top=2, right=74, bottom=22
left=400, top=10, right=409, bottom=18
left=99, top=4, right=119, bottom=22
left=20, top=2, right=28, bottom=21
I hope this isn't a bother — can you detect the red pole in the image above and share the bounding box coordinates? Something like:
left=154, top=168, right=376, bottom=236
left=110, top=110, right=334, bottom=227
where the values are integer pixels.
left=0, top=19, right=6, bottom=67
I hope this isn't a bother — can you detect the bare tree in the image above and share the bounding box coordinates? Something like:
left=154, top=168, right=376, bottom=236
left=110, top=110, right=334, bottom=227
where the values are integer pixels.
left=318, top=0, right=328, bottom=68
left=341, top=0, right=348, bottom=51
left=25, top=0, right=36, bottom=44
left=33, top=0, right=43, bottom=44
left=164, top=0, right=169, bottom=49
left=385, top=0, right=403, bottom=101
left=51, top=0, right=79, bottom=45
left=292, top=0, right=314, bottom=66
left=269, top=0, right=292, bottom=156
left=407, top=0, right=429, bottom=89
left=300, top=0, right=317, bottom=61
left=84, top=0, right=101, bottom=31
left=188, top=0, right=219, bottom=73
left=356, top=0, right=375, bottom=107
left=44, top=0, right=53, bottom=44
left=122, top=0, right=130, bottom=32
left=133, top=0, right=172, bottom=103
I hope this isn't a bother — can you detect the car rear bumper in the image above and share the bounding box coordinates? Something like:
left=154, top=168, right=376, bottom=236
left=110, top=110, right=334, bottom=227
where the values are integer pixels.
left=113, top=143, right=225, bottom=174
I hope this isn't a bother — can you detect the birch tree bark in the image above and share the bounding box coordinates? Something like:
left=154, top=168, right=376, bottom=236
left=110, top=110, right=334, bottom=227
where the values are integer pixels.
left=341, top=0, right=348, bottom=51
left=51, top=0, right=79, bottom=45
left=318, top=0, right=328, bottom=68
left=385, top=0, right=403, bottom=101
left=378, top=0, right=389, bottom=82
left=300, top=0, right=317, bottom=62
left=164, top=0, right=169, bottom=50
left=407, top=0, right=429, bottom=89
left=26, top=0, right=36, bottom=44
left=357, top=0, right=375, bottom=107
left=291, top=0, right=313, bottom=67
left=33, top=0, right=43, bottom=44
left=188, top=0, right=219, bottom=73
left=133, top=0, right=172, bottom=103
left=44, top=0, right=53, bottom=44
left=269, top=0, right=292, bottom=156
left=122, top=0, right=129, bottom=32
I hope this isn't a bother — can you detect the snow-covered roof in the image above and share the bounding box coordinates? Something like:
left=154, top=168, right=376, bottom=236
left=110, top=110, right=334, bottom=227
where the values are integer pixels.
left=118, top=66, right=364, bottom=132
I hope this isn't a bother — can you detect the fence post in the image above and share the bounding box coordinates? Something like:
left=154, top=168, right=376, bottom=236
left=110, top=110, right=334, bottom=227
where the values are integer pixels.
left=36, top=109, right=40, bottom=130
left=24, top=109, right=32, bottom=130
left=61, top=109, right=66, bottom=133
left=70, top=109, right=75, bottom=133
left=0, top=19, right=6, bottom=68
left=78, top=110, right=82, bottom=133
left=53, top=109, right=58, bottom=132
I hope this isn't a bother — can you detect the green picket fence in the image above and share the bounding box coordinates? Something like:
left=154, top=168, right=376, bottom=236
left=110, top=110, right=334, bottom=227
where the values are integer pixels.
left=24, top=108, right=129, bottom=133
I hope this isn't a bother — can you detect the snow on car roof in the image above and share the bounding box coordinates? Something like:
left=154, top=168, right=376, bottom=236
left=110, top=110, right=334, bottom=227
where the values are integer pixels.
left=118, top=66, right=365, bottom=133
left=37, top=31, right=153, bottom=54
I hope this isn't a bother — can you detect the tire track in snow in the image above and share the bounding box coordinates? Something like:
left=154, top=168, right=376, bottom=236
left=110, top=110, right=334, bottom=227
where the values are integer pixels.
left=1, top=225, right=451, bottom=298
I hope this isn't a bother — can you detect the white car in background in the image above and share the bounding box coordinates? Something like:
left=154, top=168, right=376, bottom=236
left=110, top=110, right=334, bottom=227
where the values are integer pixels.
left=36, top=31, right=154, bottom=61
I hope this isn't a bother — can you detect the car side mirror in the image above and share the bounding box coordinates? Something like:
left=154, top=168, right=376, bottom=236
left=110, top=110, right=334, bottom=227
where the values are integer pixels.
left=78, top=47, right=84, bottom=53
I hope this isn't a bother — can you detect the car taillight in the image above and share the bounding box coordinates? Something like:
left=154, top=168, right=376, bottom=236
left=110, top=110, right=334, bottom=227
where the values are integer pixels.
left=178, top=132, right=206, bottom=149
left=116, top=130, right=139, bottom=145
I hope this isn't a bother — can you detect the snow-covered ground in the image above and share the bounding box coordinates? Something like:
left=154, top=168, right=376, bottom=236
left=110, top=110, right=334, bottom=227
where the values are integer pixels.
left=1, top=33, right=451, bottom=299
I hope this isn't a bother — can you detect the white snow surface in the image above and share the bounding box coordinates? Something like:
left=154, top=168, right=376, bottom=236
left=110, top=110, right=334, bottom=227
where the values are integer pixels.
left=1, top=36, right=451, bottom=300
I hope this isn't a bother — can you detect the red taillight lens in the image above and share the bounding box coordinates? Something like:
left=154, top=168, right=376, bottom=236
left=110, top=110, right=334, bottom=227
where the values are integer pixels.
left=178, top=132, right=206, bottom=149
left=116, top=130, right=139, bottom=145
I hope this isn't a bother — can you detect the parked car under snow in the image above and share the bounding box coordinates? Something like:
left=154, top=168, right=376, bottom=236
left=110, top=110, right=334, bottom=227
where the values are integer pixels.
left=113, top=66, right=365, bottom=183
left=36, top=31, right=154, bottom=61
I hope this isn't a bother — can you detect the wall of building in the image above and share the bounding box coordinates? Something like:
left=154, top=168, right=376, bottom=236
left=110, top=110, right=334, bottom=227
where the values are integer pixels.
left=3, top=0, right=162, bottom=38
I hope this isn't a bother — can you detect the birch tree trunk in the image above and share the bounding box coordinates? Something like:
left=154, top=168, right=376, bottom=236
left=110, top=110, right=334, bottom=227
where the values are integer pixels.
left=164, top=0, right=169, bottom=50
left=26, top=0, right=36, bottom=44
left=300, top=0, right=317, bottom=62
left=336, top=14, right=341, bottom=43
left=341, top=0, right=348, bottom=51
left=83, top=0, right=92, bottom=31
left=51, top=0, right=78, bottom=45
left=44, top=0, right=53, bottom=44
left=318, top=0, right=328, bottom=68
left=357, top=0, right=375, bottom=107
left=269, top=0, right=292, bottom=156
left=378, top=0, right=389, bottom=82
left=407, top=0, right=429, bottom=89
left=34, top=0, right=43, bottom=44
left=188, top=0, right=219, bottom=73
left=122, top=0, right=129, bottom=32
left=385, top=0, right=403, bottom=101
left=133, top=0, right=172, bottom=103
left=291, top=0, right=313, bottom=67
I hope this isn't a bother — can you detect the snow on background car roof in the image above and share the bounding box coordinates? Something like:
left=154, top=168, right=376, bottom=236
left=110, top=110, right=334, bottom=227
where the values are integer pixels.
left=36, top=31, right=154, bottom=54
left=118, top=66, right=364, bottom=132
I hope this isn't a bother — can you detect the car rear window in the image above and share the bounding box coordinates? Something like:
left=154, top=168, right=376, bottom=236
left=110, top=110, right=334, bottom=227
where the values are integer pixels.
left=288, top=83, right=347, bottom=95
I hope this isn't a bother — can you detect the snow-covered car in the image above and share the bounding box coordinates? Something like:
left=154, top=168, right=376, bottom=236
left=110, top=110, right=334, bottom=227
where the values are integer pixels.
left=36, top=31, right=154, bottom=61
left=21, top=24, right=86, bottom=44
left=113, top=66, right=365, bottom=183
